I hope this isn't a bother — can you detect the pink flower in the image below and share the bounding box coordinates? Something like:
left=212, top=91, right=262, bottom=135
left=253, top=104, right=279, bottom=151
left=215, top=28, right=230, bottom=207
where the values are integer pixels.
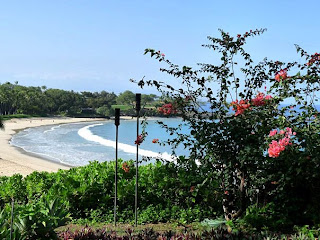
left=158, top=103, right=177, bottom=115
left=267, top=127, right=296, bottom=158
left=122, top=162, right=130, bottom=173
left=268, top=140, right=282, bottom=158
left=285, top=127, right=292, bottom=135
left=269, top=129, right=278, bottom=137
left=265, top=95, right=273, bottom=100
left=307, top=53, right=320, bottom=66
left=275, top=69, right=288, bottom=82
left=251, top=92, right=265, bottom=106
left=135, top=133, right=147, bottom=145
left=152, top=138, right=159, bottom=143
left=251, top=93, right=273, bottom=106
left=161, top=53, right=165, bottom=57
left=231, top=100, right=251, bottom=116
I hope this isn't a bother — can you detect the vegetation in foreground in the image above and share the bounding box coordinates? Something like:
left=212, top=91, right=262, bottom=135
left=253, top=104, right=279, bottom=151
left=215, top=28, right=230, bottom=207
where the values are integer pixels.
left=0, top=160, right=219, bottom=239
left=0, top=160, right=320, bottom=239
left=1, top=28, right=320, bottom=239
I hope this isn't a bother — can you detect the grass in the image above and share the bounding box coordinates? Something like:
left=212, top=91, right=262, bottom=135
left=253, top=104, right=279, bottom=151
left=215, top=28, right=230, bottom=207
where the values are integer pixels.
left=1, top=114, right=39, bottom=120
left=111, top=105, right=132, bottom=111
left=111, top=105, right=157, bottom=110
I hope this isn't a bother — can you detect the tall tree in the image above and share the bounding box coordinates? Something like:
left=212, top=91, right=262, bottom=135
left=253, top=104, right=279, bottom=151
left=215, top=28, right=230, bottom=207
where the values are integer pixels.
left=116, top=90, right=135, bottom=106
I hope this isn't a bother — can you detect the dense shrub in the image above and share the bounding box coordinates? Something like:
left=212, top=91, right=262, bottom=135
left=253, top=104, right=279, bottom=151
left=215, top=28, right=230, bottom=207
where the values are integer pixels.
left=0, top=160, right=221, bottom=226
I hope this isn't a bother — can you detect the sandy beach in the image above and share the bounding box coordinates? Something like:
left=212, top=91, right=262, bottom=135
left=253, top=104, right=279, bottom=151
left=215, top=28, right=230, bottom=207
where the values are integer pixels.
left=0, top=117, right=105, bottom=177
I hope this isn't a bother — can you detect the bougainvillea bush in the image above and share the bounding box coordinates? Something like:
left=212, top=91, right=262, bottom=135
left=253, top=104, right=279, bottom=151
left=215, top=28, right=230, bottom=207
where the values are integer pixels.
left=133, top=29, right=320, bottom=228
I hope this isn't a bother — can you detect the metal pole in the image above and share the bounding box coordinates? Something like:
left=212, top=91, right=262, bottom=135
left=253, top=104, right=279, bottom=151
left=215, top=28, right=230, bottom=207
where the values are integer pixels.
left=10, top=197, right=14, bottom=240
left=135, top=93, right=141, bottom=227
left=114, top=108, right=120, bottom=226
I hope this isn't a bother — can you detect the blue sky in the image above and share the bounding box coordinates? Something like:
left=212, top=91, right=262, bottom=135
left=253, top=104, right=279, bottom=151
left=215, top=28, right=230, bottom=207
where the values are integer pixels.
left=0, top=0, right=319, bottom=94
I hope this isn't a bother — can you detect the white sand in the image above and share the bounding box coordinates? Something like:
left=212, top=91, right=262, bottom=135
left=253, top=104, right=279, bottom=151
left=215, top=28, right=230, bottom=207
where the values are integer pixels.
left=0, top=117, right=105, bottom=177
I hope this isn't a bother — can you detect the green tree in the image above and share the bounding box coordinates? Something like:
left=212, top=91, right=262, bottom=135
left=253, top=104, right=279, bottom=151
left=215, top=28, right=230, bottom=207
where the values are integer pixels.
left=116, top=90, right=135, bottom=106
left=96, top=105, right=115, bottom=117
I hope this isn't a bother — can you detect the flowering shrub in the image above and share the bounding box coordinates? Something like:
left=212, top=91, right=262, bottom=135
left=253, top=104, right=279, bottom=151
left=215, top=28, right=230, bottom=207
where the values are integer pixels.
left=133, top=28, right=320, bottom=227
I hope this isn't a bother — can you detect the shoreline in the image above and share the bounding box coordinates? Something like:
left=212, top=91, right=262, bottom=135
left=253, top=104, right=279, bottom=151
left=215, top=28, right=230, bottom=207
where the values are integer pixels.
left=0, top=117, right=105, bottom=177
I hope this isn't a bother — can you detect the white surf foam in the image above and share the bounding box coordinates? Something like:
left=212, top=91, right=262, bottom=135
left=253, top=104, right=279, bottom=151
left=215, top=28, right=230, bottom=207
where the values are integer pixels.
left=44, top=125, right=62, bottom=133
left=78, top=123, right=176, bottom=162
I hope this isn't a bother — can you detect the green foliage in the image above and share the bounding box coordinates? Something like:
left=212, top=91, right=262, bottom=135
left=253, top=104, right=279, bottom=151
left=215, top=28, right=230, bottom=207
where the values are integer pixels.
left=116, top=90, right=136, bottom=106
left=0, top=161, right=220, bottom=226
left=96, top=105, right=115, bottom=117
left=0, top=197, right=69, bottom=239
left=111, top=104, right=132, bottom=111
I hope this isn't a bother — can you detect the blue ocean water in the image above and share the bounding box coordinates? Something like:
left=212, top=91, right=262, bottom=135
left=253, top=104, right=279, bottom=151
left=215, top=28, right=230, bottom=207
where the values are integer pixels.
left=10, top=118, right=189, bottom=166
left=10, top=104, right=320, bottom=166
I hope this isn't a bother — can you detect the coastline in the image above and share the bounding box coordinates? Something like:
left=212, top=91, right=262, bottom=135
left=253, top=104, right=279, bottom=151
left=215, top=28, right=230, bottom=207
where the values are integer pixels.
left=0, top=117, right=105, bottom=177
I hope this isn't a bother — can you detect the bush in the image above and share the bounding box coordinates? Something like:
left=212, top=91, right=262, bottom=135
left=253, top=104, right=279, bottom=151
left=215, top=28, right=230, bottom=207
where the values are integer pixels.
left=0, top=197, right=70, bottom=239
left=133, top=29, right=320, bottom=228
left=0, top=160, right=221, bottom=225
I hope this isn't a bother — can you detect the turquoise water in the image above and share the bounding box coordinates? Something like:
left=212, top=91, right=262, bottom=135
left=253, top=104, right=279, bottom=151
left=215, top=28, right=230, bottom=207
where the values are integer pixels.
left=10, top=118, right=189, bottom=166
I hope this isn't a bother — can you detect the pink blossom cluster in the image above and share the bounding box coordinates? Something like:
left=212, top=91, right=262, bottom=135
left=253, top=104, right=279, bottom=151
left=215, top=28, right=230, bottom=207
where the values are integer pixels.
left=307, top=52, right=320, bottom=66
left=275, top=69, right=288, bottom=82
left=251, top=92, right=273, bottom=106
left=158, top=103, right=177, bottom=115
left=231, top=93, right=273, bottom=116
left=268, top=127, right=296, bottom=158
left=230, top=100, right=251, bottom=116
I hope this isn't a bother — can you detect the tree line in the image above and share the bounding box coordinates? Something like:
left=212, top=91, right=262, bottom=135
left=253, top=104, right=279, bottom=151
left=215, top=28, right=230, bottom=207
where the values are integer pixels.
left=0, top=82, right=161, bottom=117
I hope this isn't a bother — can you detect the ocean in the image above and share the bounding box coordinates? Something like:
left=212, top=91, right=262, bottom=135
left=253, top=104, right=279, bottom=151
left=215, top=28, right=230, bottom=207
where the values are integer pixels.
left=10, top=104, right=319, bottom=166
left=10, top=118, right=189, bottom=166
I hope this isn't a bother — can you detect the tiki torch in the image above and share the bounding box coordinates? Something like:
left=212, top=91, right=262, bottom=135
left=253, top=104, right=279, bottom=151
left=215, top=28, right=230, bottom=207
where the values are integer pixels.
left=114, top=108, right=120, bottom=226
left=135, top=93, right=141, bottom=226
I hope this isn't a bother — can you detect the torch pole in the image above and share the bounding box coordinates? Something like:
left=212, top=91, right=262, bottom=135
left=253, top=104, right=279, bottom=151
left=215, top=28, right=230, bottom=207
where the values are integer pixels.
left=114, top=108, right=120, bottom=226
left=10, top=197, right=14, bottom=240
left=135, top=93, right=141, bottom=227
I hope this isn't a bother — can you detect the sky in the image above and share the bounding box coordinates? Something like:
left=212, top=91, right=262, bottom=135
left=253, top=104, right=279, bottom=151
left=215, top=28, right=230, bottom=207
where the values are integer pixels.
left=0, top=0, right=319, bottom=95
